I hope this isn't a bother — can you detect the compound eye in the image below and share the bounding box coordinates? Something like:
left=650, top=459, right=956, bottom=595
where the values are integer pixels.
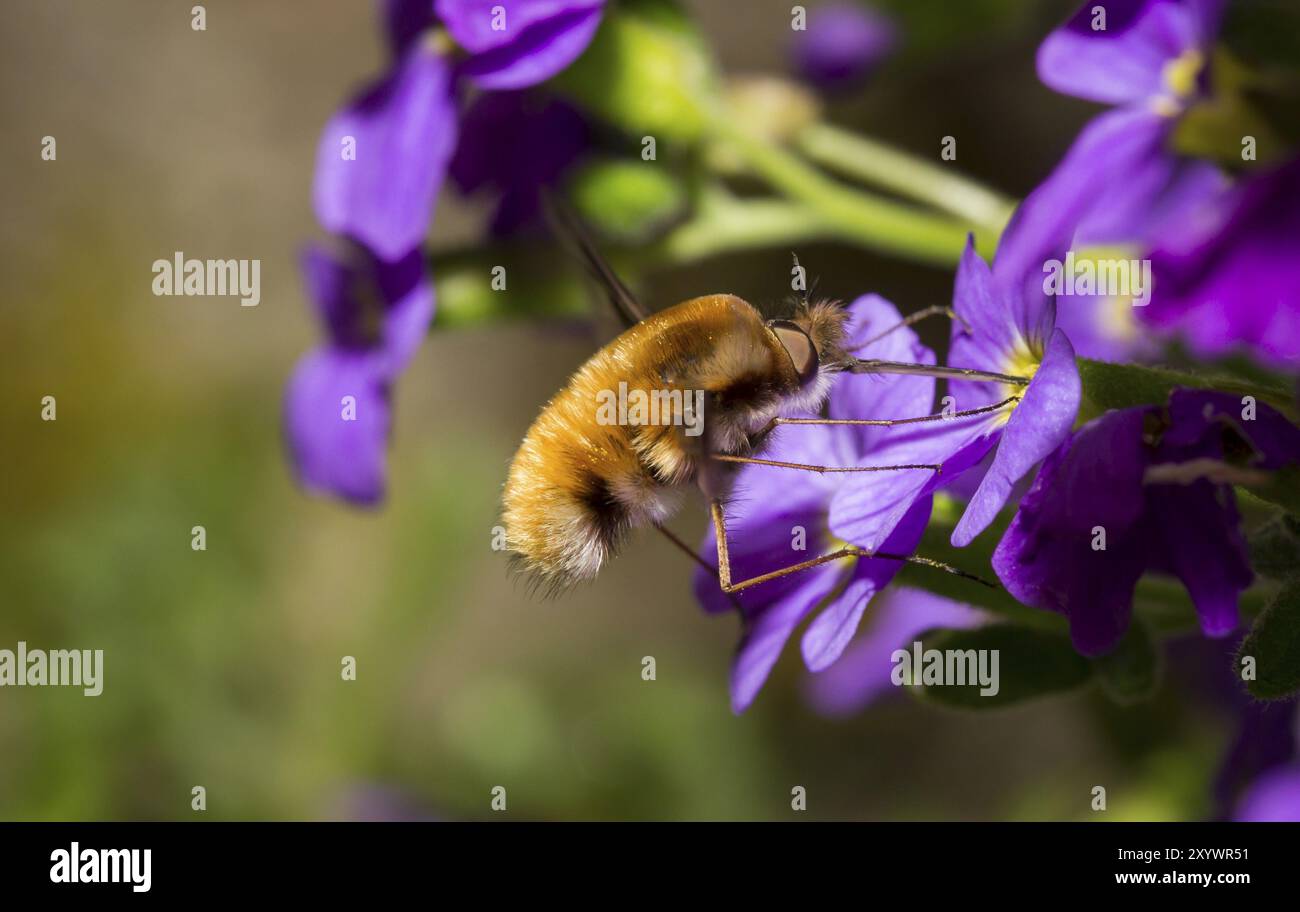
left=769, top=320, right=818, bottom=383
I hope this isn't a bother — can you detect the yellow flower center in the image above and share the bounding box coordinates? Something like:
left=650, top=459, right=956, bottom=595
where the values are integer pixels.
left=995, top=343, right=1040, bottom=426
left=1152, top=48, right=1204, bottom=116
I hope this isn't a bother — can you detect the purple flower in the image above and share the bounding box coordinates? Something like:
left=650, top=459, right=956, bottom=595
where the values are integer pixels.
left=1037, top=0, right=1222, bottom=111
left=1146, top=157, right=1300, bottom=371
left=450, top=91, right=589, bottom=235
left=299, top=1, right=606, bottom=505
left=436, top=0, right=606, bottom=90
left=284, top=244, right=434, bottom=505
left=693, top=295, right=942, bottom=713
left=792, top=2, right=896, bottom=92
left=804, top=587, right=984, bottom=717
left=992, top=390, right=1300, bottom=655
left=315, top=1, right=605, bottom=261
left=935, top=234, right=1082, bottom=548
left=313, top=41, right=460, bottom=263
left=1014, top=0, right=1228, bottom=361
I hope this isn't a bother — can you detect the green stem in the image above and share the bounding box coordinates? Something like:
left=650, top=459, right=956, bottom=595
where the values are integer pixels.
left=649, top=188, right=833, bottom=262
left=711, top=117, right=989, bottom=267
left=796, top=122, right=1016, bottom=236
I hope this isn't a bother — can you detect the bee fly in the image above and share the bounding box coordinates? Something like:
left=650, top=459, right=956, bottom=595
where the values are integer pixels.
left=502, top=204, right=1028, bottom=595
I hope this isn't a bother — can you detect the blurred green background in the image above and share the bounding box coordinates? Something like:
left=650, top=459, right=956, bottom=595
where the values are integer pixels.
left=0, top=0, right=1240, bottom=820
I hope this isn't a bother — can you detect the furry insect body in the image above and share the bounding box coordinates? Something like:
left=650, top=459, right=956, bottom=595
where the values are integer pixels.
left=503, top=294, right=848, bottom=589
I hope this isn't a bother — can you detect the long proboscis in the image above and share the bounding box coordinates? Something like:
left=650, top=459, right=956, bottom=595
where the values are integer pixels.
left=843, top=358, right=1031, bottom=387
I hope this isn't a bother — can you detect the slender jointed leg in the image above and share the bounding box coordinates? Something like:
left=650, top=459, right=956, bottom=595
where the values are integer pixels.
left=754, top=395, right=1021, bottom=438
left=711, top=454, right=941, bottom=474
left=851, top=304, right=972, bottom=352
left=655, top=522, right=743, bottom=613
left=709, top=499, right=993, bottom=595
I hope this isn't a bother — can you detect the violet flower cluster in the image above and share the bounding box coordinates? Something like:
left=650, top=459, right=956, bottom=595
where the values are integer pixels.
left=287, top=0, right=604, bottom=504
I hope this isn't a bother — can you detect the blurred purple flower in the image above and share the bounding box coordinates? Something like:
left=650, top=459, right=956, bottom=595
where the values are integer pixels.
left=1146, top=157, right=1300, bottom=371
left=299, top=1, right=606, bottom=504
left=450, top=91, right=590, bottom=235
left=1235, top=760, right=1300, bottom=822
left=313, top=41, right=460, bottom=263
left=437, top=0, right=605, bottom=90
left=792, top=2, right=896, bottom=92
left=1017, top=0, right=1228, bottom=361
left=284, top=244, right=434, bottom=505
left=330, top=782, right=441, bottom=821
left=804, top=587, right=984, bottom=717
left=315, top=1, right=605, bottom=260
left=693, top=295, right=942, bottom=713
left=992, top=390, right=1300, bottom=655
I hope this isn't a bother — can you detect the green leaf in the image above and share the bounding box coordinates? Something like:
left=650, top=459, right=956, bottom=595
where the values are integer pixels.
left=1236, top=578, right=1300, bottom=700
left=1248, top=513, right=1300, bottom=580
left=549, top=0, right=717, bottom=143
left=1077, top=358, right=1294, bottom=418
left=1091, top=621, right=1161, bottom=705
left=910, top=625, right=1092, bottom=710
left=1241, top=464, right=1300, bottom=518
left=567, top=159, right=686, bottom=242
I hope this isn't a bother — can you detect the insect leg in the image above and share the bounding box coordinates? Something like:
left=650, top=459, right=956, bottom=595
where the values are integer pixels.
left=711, top=454, right=941, bottom=474
left=709, top=499, right=995, bottom=594
left=654, top=523, right=744, bottom=613
left=849, top=305, right=972, bottom=352
left=755, top=395, right=1021, bottom=436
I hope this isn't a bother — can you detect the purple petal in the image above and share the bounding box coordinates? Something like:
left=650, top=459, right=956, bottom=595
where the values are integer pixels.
left=1164, top=389, right=1300, bottom=470
left=1147, top=477, right=1252, bottom=639
left=992, top=408, right=1150, bottom=654
left=993, top=108, right=1169, bottom=334
left=437, top=0, right=605, bottom=90
left=1146, top=157, right=1300, bottom=369
left=449, top=91, right=589, bottom=234
left=830, top=294, right=936, bottom=445
left=952, top=329, right=1081, bottom=547
left=950, top=236, right=1024, bottom=383
left=729, top=559, right=843, bottom=714
left=313, top=45, right=458, bottom=262
left=284, top=348, right=391, bottom=505
left=804, top=587, right=985, bottom=717
left=300, top=244, right=435, bottom=376
left=1036, top=0, right=1217, bottom=105
left=1235, top=764, right=1300, bottom=822
left=801, top=496, right=931, bottom=672
left=693, top=437, right=833, bottom=617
